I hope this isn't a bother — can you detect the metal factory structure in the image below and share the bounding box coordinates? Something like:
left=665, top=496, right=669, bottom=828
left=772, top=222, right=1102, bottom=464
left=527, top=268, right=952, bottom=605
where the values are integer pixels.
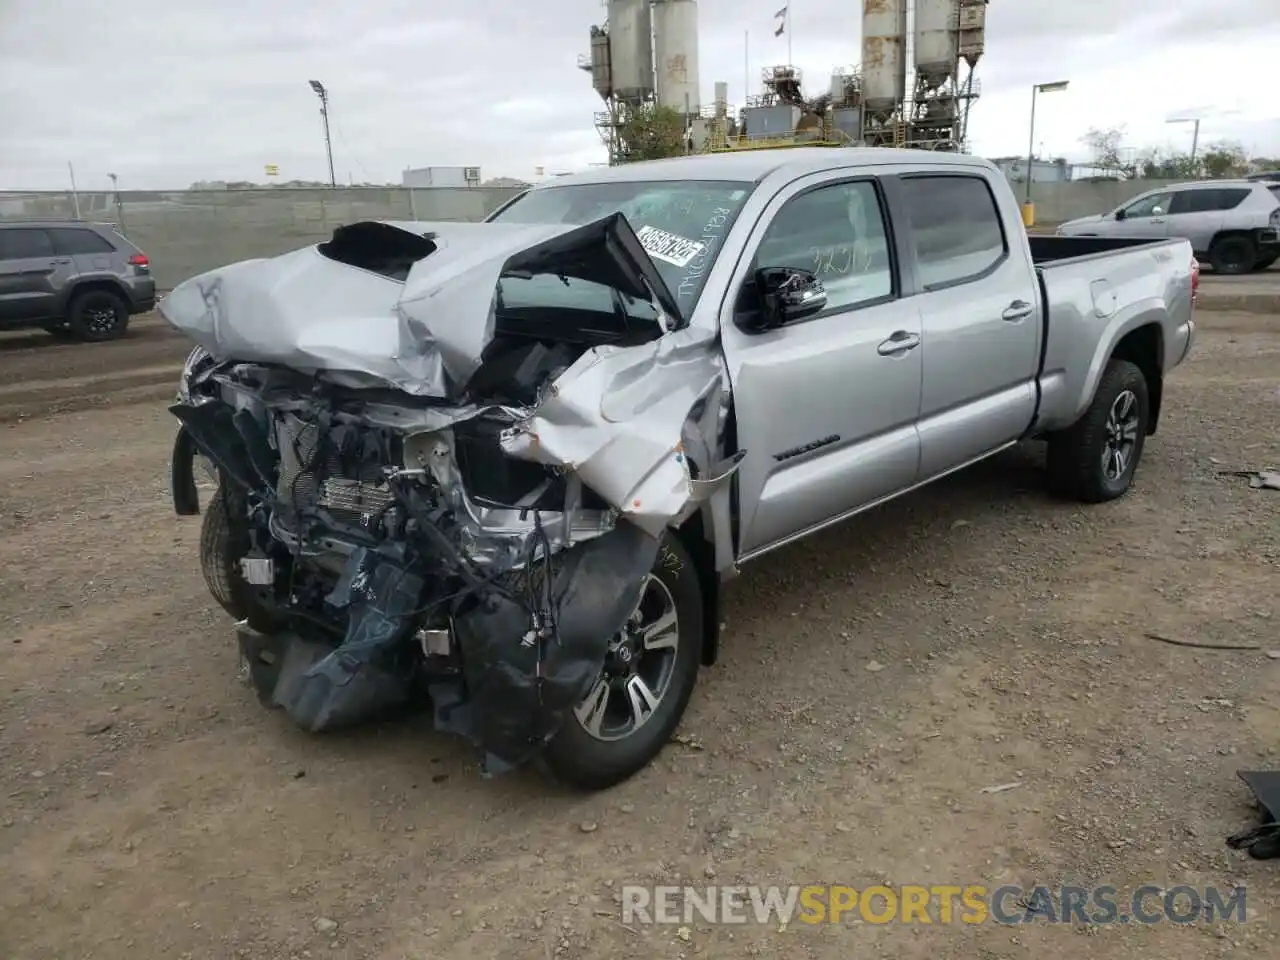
left=579, top=0, right=704, bottom=164
left=580, top=0, right=988, bottom=162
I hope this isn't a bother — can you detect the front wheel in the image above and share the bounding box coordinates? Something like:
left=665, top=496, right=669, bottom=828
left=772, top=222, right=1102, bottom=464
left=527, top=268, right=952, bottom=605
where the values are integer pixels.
left=1046, top=358, right=1149, bottom=503
left=541, top=535, right=704, bottom=790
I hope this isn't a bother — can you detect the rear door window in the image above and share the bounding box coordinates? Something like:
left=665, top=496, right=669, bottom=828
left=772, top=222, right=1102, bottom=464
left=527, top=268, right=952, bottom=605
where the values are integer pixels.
left=1169, top=190, right=1217, bottom=214
left=0, top=228, right=55, bottom=260
left=49, top=227, right=115, bottom=255
left=899, top=175, right=1008, bottom=289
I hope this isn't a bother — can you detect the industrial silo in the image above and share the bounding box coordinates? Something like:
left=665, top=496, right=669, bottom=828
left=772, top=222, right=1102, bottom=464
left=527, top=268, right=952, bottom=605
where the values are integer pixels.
left=607, top=0, right=655, bottom=102
left=861, top=0, right=907, bottom=116
left=913, top=0, right=959, bottom=91
left=653, top=0, right=701, bottom=116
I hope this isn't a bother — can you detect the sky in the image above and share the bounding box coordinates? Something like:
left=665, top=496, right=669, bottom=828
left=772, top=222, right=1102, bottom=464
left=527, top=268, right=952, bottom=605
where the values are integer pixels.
left=0, top=0, right=1277, bottom=191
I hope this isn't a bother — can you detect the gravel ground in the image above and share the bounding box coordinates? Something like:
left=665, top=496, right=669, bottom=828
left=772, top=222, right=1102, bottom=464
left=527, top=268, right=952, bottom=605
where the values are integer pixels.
left=0, top=312, right=1278, bottom=960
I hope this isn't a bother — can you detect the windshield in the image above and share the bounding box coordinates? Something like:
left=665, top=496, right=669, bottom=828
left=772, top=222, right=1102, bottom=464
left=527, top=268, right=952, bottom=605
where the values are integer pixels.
left=487, top=179, right=753, bottom=314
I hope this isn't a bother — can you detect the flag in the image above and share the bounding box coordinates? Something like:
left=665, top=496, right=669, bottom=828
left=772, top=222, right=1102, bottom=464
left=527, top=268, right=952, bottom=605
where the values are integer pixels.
left=774, top=6, right=787, bottom=37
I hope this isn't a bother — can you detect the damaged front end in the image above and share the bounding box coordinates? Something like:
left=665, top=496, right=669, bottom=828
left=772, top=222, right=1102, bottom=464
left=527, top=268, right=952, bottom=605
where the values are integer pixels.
left=163, top=212, right=740, bottom=781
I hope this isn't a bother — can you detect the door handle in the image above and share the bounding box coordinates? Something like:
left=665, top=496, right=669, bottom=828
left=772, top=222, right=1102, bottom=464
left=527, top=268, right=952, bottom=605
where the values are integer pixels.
left=877, top=331, right=921, bottom=356
left=52, top=258, right=72, bottom=264
left=1149, top=218, right=1165, bottom=224
left=1002, top=300, right=1034, bottom=322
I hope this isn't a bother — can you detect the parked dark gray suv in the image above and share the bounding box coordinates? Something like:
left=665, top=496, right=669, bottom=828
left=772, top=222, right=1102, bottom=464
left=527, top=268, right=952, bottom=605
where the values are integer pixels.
left=0, top=220, right=157, bottom=341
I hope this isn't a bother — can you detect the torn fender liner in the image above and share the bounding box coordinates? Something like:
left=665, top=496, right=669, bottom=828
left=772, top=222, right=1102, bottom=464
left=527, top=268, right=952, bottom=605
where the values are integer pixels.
left=170, top=401, right=274, bottom=495
left=451, top=520, right=662, bottom=768
left=170, top=425, right=201, bottom=516
left=158, top=213, right=682, bottom=401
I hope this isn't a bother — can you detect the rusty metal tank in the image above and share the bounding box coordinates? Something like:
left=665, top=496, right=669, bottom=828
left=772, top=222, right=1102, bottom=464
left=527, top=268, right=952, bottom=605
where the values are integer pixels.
left=861, top=0, right=907, bottom=114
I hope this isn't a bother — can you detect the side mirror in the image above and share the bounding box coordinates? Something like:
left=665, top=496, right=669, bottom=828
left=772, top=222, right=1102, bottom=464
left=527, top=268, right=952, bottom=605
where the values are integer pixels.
left=753, top=267, right=827, bottom=329
left=1114, top=209, right=1126, bottom=221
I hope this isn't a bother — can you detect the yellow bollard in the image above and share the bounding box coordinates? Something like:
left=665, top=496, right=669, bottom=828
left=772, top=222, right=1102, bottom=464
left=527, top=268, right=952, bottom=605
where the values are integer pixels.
left=1021, top=201, right=1035, bottom=228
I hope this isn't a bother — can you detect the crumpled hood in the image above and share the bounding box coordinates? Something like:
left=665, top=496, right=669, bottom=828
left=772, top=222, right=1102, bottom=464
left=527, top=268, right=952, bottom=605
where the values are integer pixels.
left=158, top=214, right=681, bottom=399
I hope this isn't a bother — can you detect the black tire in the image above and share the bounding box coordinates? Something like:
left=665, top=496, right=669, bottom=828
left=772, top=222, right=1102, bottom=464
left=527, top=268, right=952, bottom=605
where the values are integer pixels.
left=1046, top=358, right=1150, bottom=504
left=68, top=289, right=130, bottom=342
left=200, top=485, right=280, bottom=631
left=1209, top=236, right=1257, bottom=275
left=540, top=534, right=704, bottom=791
left=1252, top=254, right=1277, bottom=271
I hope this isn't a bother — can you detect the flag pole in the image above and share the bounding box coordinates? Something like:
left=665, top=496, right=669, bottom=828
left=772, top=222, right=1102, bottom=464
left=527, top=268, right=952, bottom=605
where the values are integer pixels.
left=787, top=6, right=792, bottom=66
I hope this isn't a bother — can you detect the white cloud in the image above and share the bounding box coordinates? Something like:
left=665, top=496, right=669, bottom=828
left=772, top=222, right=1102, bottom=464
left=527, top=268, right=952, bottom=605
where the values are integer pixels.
left=0, top=0, right=1275, bottom=190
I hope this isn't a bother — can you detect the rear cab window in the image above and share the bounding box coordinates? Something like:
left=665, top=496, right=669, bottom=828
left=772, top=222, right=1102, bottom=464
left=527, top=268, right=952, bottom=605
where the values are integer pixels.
left=899, top=175, right=1008, bottom=289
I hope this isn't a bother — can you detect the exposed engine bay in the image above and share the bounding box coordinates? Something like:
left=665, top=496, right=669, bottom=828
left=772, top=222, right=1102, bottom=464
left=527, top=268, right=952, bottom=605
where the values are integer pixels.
left=163, top=212, right=743, bottom=775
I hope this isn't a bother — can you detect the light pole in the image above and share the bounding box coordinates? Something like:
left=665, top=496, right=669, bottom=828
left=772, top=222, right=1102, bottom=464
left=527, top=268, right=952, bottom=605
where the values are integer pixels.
left=1167, top=117, right=1201, bottom=168
left=1025, top=80, right=1069, bottom=208
left=308, top=80, right=336, bottom=188
left=107, top=172, right=127, bottom=235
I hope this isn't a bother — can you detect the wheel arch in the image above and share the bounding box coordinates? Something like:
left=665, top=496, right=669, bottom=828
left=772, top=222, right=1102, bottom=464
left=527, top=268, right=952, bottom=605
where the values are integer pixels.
left=672, top=509, right=721, bottom=667
left=66, top=278, right=131, bottom=310
left=1109, top=323, right=1164, bottom=435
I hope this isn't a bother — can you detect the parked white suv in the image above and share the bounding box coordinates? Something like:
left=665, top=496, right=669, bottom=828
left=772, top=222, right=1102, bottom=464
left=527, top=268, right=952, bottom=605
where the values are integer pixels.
left=1057, top=180, right=1280, bottom=274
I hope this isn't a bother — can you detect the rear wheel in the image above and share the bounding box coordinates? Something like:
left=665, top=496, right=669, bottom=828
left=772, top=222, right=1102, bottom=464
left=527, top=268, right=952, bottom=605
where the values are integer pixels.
left=1209, top=236, right=1257, bottom=275
left=68, top=289, right=130, bottom=341
left=541, top=535, right=704, bottom=791
left=1047, top=359, right=1150, bottom=503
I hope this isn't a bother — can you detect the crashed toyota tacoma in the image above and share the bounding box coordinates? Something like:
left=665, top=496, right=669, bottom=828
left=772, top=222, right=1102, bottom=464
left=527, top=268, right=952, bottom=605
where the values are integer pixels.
left=165, top=151, right=1196, bottom=789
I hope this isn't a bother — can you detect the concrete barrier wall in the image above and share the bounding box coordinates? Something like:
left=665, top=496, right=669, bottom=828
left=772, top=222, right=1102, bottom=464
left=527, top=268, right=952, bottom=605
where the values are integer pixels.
left=0, top=178, right=1180, bottom=289
left=0, top=187, right=525, bottom=289
left=1018, top=179, right=1184, bottom=225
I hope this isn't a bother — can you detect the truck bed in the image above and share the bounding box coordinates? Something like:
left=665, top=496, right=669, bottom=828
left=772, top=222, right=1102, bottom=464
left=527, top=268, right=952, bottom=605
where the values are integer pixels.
left=1028, top=234, right=1196, bottom=436
left=1027, top=234, right=1173, bottom=264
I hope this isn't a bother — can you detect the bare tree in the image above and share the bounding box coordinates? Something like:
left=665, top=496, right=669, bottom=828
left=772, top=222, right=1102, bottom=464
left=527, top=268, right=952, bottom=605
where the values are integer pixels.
left=1080, top=126, right=1125, bottom=170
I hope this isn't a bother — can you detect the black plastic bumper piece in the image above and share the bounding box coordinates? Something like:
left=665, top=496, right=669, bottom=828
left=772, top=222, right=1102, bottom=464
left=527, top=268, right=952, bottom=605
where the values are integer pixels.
left=1226, top=770, right=1280, bottom=860
left=171, top=426, right=201, bottom=516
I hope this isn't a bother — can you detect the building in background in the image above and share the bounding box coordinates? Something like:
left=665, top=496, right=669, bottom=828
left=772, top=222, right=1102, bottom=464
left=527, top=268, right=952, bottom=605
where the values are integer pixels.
left=401, top=166, right=482, bottom=189
left=989, top=156, right=1072, bottom=184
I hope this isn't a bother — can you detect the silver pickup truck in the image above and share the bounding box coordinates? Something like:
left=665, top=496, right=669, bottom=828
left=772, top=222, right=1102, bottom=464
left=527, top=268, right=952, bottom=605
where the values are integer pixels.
left=163, top=149, right=1197, bottom=790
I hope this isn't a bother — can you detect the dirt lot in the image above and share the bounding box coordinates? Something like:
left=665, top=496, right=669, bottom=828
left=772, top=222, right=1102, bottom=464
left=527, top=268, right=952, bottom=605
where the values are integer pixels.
left=1, top=312, right=1278, bottom=960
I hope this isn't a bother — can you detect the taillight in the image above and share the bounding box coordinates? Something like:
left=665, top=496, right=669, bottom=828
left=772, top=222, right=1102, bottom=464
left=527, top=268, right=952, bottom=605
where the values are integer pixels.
left=128, top=253, right=149, bottom=267
left=1190, top=256, right=1200, bottom=305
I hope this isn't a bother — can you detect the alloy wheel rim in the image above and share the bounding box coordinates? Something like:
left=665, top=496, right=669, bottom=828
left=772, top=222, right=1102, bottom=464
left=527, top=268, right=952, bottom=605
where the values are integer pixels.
left=1101, top=389, right=1140, bottom=482
left=86, top=305, right=118, bottom=335
left=572, top=574, right=679, bottom=742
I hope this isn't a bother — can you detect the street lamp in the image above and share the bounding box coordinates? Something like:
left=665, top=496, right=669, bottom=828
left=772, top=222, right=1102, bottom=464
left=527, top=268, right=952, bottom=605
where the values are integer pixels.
left=107, top=172, right=127, bottom=235
left=308, top=80, right=336, bottom=188
left=1167, top=117, right=1201, bottom=166
left=1025, top=80, right=1069, bottom=212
